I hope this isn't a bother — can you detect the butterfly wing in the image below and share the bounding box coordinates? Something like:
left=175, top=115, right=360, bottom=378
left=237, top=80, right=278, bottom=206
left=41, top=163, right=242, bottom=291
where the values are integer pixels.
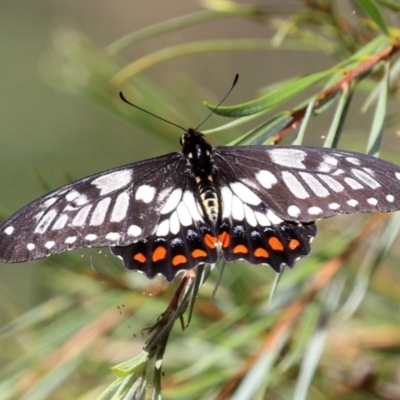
left=215, top=145, right=400, bottom=221
left=0, top=153, right=180, bottom=261
left=214, top=145, right=400, bottom=270
left=110, top=181, right=220, bottom=282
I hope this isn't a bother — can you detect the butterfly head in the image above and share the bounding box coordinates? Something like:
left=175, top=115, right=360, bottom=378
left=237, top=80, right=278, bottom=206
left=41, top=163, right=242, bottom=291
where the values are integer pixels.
left=181, top=128, right=213, bottom=176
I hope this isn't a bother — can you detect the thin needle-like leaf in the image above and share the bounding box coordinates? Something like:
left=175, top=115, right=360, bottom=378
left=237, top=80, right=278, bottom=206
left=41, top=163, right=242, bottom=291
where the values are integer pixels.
left=367, top=61, right=389, bottom=156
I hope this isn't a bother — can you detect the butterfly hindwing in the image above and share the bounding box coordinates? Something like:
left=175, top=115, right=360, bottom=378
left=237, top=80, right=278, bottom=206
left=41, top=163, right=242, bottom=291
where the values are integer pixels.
left=218, top=219, right=317, bottom=271
left=111, top=225, right=219, bottom=282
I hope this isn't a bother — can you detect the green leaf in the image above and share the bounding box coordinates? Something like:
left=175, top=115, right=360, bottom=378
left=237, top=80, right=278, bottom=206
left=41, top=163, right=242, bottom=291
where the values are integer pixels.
left=111, top=351, right=149, bottom=378
left=357, top=0, right=389, bottom=35
left=204, top=70, right=332, bottom=117
left=366, top=61, right=389, bottom=156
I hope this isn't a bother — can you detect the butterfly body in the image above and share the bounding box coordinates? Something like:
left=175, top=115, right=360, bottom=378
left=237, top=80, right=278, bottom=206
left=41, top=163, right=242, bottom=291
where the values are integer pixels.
left=181, top=128, right=220, bottom=224
left=1, top=128, right=400, bottom=281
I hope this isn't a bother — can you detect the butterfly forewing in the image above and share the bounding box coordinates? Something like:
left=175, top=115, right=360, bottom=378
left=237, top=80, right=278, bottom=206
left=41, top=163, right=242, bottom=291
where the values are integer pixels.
left=0, top=153, right=186, bottom=262
left=215, top=145, right=400, bottom=222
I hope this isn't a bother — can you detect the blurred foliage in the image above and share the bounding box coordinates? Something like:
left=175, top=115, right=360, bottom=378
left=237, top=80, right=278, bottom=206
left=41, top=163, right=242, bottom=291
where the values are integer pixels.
left=1, top=0, right=400, bottom=399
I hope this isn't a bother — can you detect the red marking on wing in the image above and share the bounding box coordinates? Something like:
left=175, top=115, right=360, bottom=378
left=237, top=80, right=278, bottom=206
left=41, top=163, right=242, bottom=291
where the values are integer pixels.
left=254, top=248, right=269, bottom=258
left=152, top=246, right=167, bottom=262
left=172, top=254, right=187, bottom=266
left=269, top=237, right=284, bottom=251
left=289, top=239, right=300, bottom=250
left=233, top=244, right=248, bottom=254
left=192, top=249, right=207, bottom=258
left=133, top=253, right=146, bottom=263
left=204, top=234, right=218, bottom=249
left=218, top=232, right=230, bottom=248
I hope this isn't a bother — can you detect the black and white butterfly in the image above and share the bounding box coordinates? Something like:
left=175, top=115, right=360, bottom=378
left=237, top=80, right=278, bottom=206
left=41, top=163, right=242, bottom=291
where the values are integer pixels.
left=1, top=122, right=400, bottom=282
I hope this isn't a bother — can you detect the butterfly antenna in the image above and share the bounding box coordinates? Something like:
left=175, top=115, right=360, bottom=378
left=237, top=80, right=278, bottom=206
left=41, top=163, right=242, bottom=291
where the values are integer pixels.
left=195, top=73, right=239, bottom=132
left=119, top=92, right=187, bottom=131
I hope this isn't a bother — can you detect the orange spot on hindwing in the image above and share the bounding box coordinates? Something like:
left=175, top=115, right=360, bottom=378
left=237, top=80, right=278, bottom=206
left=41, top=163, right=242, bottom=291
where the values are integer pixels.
left=133, top=253, right=146, bottom=263
left=233, top=244, right=248, bottom=254
left=172, top=255, right=187, bottom=266
left=152, top=246, right=167, bottom=262
left=254, top=248, right=269, bottom=258
left=204, top=233, right=218, bottom=249
left=218, top=231, right=230, bottom=248
left=289, top=239, right=300, bottom=250
left=269, top=237, right=284, bottom=251
left=192, top=249, right=207, bottom=258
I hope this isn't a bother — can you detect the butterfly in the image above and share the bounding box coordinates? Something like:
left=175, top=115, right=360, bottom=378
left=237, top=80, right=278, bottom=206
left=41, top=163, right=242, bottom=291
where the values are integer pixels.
left=1, top=120, right=400, bottom=282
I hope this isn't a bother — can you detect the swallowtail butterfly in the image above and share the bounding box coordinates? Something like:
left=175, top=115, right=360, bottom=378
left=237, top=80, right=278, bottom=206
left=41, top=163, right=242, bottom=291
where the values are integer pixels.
left=1, top=107, right=400, bottom=281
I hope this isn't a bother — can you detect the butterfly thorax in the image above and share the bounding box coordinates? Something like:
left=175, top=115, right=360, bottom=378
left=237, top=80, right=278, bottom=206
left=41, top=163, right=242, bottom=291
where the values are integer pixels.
left=181, top=129, right=219, bottom=225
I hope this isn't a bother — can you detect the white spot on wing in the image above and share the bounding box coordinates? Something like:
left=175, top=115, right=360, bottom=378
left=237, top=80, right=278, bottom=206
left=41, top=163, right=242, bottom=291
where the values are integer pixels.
left=4, top=226, right=14, bottom=235
left=33, top=211, right=45, bottom=222
left=135, top=185, right=156, bottom=203
left=346, top=157, right=361, bottom=165
left=111, top=192, right=130, bottom=222
left=231, top=195, right=244, bottom=221
left=169, top=211, right=180, bottom=235
left=65, top=236, right=77, bottom=244
left=299, top=172, right=329, bottom=197
left=75, top=194, right=89, bottom=206
left=308, top=206, right=323, bottom=215
left=243, top=205, right=257, bottom=227
left=221, top=187, right=233, bottom=220
left=386, top=194, right=394, bottom=202
left=268, top=148, right=307, bottom=169
left=91, top=170, right=133, bottom=195
left=66, top=191, right=80, bottom=202
left=317, top=175, right=344, bottom=192
left=85, top=234, right=97, bottom=241
left=90, top=197, right=111, bottom=226
left=27, top=243, right=35, bottom=251
left=281, top=171, right=310, bottom=199
left=344, top=177, right=363, bottom=190
left=160, top=188, right=182, bottom=215
left=352, top=169, right=381, bottom=189
left=52, top=214, right=68, bottom=230
left=317, top=155, right=338, bottom=172
left=106, top=232, right=120, bottom=241
left=266, top=210, right=283, bottom=224
left=329, top=203, right=340, bottom=210
left=347, top=199, right=359, bottom=207
left=332, top=169, right=344, bottom=176
left=367, top=198, right=378, bottom=206
left=62, top=205, right=77, bottom=213
left=288, top=205, right=301, bottom=218
left=255, top=212, right=270, bottom=226
left=256, top=170, right=277, bottom=189
left=127, top=225, right=142, bottom=237
left=230, top=182, right=261, bottom=205
left=45, top=240, right=55, bottom=249
left=43, top=197, right=58, bottom=207
left=182, top=191, right=203, bottom=221
left=35, top=210, right=58, bottom=233
left=177, top=202, right=192, bottom=227
left=72, top=205, right=92, bottom=226
left=396, top=172, right=400, bottom=181
left=156, top=219, right=169, bottom=236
